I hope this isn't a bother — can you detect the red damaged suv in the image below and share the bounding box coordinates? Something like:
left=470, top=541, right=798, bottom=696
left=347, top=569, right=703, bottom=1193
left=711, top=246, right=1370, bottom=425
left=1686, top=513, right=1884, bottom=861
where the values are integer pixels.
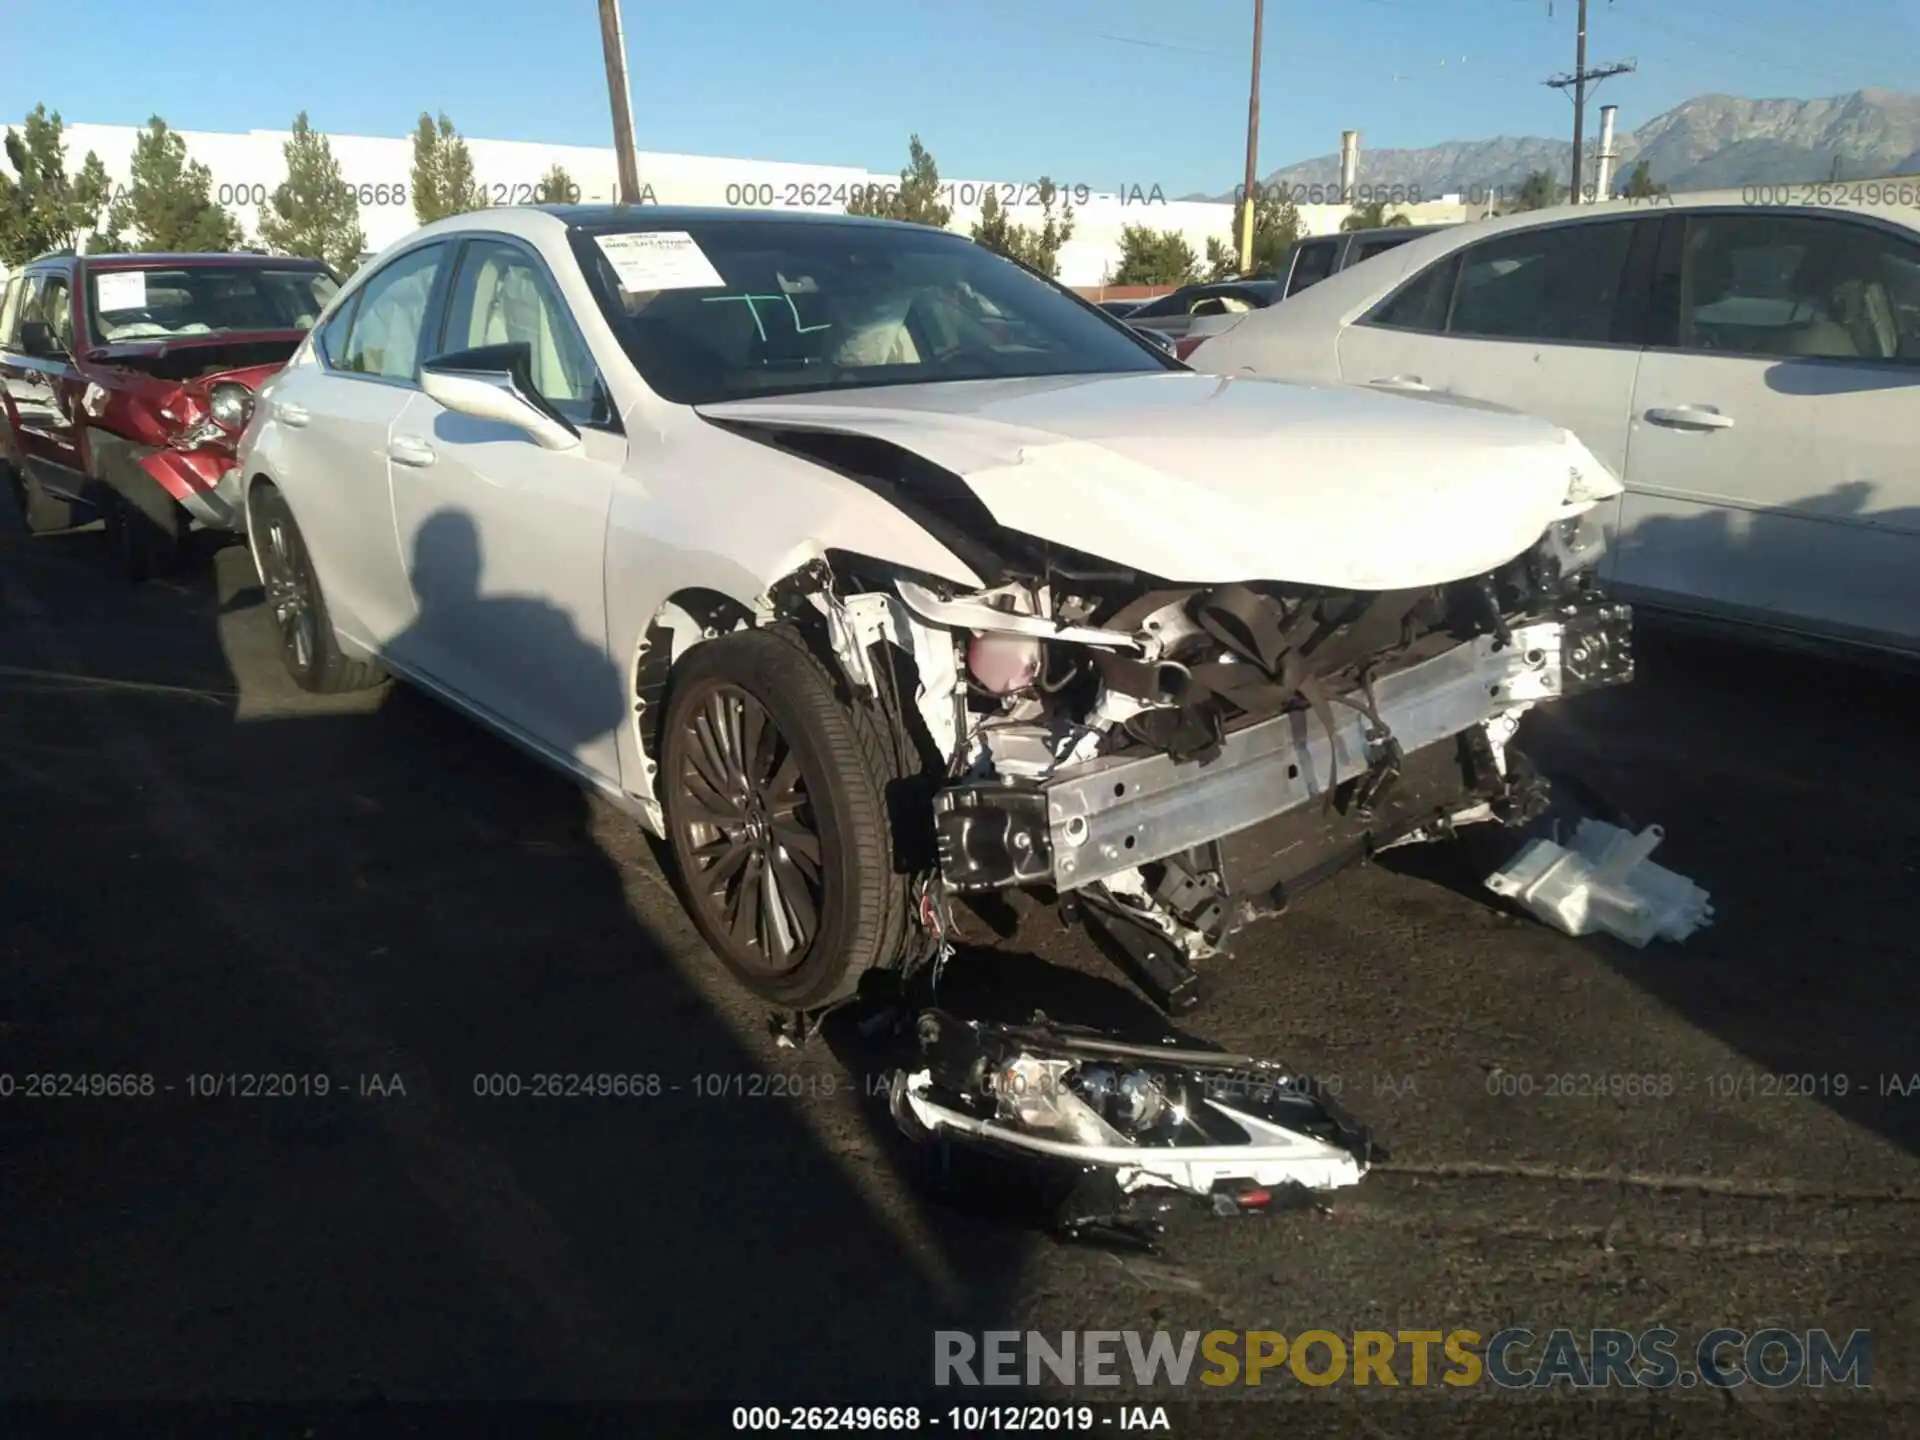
left=0, top=250, right=341, bottom=577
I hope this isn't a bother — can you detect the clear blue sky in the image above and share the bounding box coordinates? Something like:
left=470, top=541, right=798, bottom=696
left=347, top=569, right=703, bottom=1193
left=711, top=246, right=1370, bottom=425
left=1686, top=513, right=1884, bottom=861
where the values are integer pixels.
left=8, top=0, right=1918, bottom=193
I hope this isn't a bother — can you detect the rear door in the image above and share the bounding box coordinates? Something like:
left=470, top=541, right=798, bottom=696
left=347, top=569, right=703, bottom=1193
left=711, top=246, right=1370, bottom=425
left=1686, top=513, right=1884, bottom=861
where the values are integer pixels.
left=1617, top=209, right=1920, bottom=653
left=1336, top=215, right=1651, bottom=493
left=264, top=241, right=450, bottom=649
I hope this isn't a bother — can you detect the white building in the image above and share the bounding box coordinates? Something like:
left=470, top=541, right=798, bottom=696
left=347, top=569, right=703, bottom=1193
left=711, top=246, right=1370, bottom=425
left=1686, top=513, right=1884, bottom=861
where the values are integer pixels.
left=49, top=122, right=1479, bottom=285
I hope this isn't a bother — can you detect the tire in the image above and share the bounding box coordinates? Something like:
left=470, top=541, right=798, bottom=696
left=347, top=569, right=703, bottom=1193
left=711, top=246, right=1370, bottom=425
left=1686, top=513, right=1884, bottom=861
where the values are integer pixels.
left=660, top=625, right=913, bottom=1009
left=7, top=461, right=78, bottom=534
left=101, top=485, right=182, bottom=581
left=249, top=483, right=385, bottom=694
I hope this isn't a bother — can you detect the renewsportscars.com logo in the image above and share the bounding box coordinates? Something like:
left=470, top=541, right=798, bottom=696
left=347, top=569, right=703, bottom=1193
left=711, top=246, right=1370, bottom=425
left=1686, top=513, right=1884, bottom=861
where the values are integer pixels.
left=934, top=1328, right=1872, bottom=1390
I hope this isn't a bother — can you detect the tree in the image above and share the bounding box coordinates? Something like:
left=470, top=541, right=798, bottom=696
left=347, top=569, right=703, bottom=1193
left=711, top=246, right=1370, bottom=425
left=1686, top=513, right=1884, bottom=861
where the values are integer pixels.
left=970, top=178, right=1075, bottom=277
left=1203, top=236, right=1240, bottom=282
left=1619, top=158, right=1666, bottom=201
left=0, top=105, right=112, bottom=263
left=1506, top=169, right=1564, bottom=214
left=846, top=134, right=952, bottom=229
left=535, top=164, right=580, bottom=204
left=257, top=112, right=365, bottom=274
left=1112, top=226, right=1199, bottom=286
left=93, top=117, right=243, bottom=252
left=1341, top=198, right=1411, bottom=231
left=1206, top=186, right=1305, bottom=279
left=410, top=112, right=486, bottom=224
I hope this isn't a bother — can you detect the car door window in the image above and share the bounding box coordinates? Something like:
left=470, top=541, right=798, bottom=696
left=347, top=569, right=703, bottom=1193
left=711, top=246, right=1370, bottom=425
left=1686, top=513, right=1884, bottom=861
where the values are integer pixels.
left=0, top=276, right=24, bottom=348
left=1670, top=213, right=1920, bottom=362
left=22, top=274, right=74, bottom=355
left=440, top=239, right=603, bottom=422
left=1448, top=221, right=1634, bottom=343
left=335, top=244, right=444, bottom=381
left=1286, top=240, right=1339, bottom=295
left=1365, top=251, right=1463, bottom=333
left=1354, top=235, right=1415, bottom=263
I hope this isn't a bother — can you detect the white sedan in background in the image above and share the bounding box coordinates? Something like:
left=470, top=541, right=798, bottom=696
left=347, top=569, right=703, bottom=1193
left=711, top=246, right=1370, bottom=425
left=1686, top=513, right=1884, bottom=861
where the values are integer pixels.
left=1191, top=191, right=1920, bottom=659
left=233, top=204, right=1634, bottom=1030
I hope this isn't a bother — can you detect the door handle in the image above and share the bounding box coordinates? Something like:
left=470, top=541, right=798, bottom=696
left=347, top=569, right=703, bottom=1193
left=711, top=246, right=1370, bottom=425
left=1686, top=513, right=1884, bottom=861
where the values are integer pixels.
left=1368, top=375, right=1430, bottom=392
left=388, top=435, right=437, bottom=468
left=277, top=402, right=310, bottom=427
left=1645, top=405, right=1734, bottom=431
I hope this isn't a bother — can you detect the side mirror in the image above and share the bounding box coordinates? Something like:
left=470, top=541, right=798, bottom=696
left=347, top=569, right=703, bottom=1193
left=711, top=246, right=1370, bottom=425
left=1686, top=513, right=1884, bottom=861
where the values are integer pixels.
left=18, top=319, right=63, bottom=358
left=419, top=342, right=580, bottom=451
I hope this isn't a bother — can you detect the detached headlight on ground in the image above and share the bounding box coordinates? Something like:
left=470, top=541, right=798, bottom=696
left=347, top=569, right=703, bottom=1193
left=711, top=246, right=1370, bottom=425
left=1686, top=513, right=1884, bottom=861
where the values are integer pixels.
left=889, top=1010, right=1373, bottom=1219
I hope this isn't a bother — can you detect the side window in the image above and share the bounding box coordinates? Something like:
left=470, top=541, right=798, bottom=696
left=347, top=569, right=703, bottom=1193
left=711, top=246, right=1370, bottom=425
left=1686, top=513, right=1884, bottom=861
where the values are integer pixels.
left=334, top=244, right=444, bottom=381
left=1366, top=252, right=1463, bottom=333
left=45, top=276, right=73, bottom=349
left=1188, top=294, right=1230, bottom=317
left=0, top=277, right=23, bottom=348
left=439, top=240, right=602, bottom=422
left=315, top=291, right=360, bottom=368
left=1285, top=240, right=1339, bottom=296
left=1448, top=220, right=1634, bottom=343
left=1354, top=235, right=1414, bottom=263
left=1673, top=213, right=1920, bottom=362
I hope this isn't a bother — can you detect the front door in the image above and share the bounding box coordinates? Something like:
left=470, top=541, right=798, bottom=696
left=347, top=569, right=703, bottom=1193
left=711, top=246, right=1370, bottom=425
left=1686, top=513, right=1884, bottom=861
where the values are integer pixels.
left=387, top=235, right=629, bottom=781
left=1337, top=216, right=1649, bottom=491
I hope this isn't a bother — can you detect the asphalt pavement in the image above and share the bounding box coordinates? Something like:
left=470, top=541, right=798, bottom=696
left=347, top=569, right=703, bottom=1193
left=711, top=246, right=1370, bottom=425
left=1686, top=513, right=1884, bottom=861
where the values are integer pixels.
left=2, top=502, right=1917, bottom=1438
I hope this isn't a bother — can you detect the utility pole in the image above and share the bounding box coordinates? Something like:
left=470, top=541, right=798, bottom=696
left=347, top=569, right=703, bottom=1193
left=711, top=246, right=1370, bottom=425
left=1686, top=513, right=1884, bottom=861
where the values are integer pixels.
left=1239, top=0, right=1264, bottom=272
left=1544, top=0, right=1633, bottom=204
left=597, top=0, right=643, bottom=204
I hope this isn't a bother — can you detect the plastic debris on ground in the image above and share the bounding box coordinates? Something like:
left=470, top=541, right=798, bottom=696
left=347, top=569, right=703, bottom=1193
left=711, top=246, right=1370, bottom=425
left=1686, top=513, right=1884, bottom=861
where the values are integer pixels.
left=1484, top=818, right=1713, bottom=947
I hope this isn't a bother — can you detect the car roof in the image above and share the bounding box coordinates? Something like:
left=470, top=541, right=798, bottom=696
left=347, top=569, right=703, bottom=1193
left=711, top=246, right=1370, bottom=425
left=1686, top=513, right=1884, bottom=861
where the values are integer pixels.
left=77, top=252, right=333, bottom=268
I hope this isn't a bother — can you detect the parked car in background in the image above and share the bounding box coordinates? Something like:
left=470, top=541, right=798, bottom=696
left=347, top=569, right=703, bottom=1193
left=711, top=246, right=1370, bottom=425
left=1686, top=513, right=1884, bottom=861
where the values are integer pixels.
left=235, top=204, right=1631, bottom=1021
left=1275, top=225, right=1452, bottom=300
left=1123, top=278, right=1283, bottom=358
left=0, top=251, right=341, bottom=577
left=1095, top=298, right=1142, bottom=318
left=1191, top=194, right=1920, bottom=659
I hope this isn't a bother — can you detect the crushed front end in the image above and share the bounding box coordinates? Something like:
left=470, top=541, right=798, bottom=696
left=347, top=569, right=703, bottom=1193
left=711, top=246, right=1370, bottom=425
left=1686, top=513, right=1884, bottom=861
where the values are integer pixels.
left=784, top=496, right=1633, bottom=1014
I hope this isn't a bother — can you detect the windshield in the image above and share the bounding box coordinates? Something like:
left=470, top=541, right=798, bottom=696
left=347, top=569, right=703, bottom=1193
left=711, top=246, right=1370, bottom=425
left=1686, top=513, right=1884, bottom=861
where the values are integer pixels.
left=566, top=219, right=1173, bottom=405
left=87, top=265, right=341, bottom=345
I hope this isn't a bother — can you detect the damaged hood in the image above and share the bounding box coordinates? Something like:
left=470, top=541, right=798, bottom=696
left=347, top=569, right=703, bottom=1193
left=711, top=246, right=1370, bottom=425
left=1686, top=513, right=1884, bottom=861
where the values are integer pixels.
left=699, top=373, right=1619, bottom=590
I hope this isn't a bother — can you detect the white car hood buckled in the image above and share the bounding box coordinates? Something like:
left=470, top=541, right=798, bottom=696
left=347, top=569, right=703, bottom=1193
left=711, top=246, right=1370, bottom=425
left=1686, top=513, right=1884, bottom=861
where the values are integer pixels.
left=698, top=372, right=1620, bottom=591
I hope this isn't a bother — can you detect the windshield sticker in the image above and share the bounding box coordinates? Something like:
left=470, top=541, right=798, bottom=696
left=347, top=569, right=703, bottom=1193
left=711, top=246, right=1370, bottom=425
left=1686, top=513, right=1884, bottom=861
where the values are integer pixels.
left=96, top=270, right=148, bottom=313
left=593, top=231, right=725, bottom=292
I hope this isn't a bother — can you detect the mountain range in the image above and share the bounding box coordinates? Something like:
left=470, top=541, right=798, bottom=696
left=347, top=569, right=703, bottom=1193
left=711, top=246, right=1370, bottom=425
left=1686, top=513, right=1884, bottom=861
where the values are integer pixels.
left=1200, top=89, right=1920, bottom=201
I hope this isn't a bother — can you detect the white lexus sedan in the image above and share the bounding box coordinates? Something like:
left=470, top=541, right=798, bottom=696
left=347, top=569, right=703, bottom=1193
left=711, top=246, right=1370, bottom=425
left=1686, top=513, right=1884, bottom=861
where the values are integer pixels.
left=1188, top=191, right=1920, bottom=660
left=235, top=204, right=1635, bottom=1016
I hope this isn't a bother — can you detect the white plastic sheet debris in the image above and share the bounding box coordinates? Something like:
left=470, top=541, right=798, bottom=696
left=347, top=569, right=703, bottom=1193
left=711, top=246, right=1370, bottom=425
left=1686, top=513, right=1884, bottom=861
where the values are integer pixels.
left=1485, top=819, right=1713, bottom=947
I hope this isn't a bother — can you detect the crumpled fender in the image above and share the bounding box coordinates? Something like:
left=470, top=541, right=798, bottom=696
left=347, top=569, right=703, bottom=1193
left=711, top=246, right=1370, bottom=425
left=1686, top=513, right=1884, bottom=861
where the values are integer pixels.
left=138, top=447, right=225, bottom=501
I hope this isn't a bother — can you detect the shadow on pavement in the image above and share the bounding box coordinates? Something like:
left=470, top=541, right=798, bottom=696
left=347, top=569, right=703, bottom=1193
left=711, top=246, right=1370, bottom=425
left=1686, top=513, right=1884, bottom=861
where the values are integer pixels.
left=0, top=504, right=1034, bottom=1403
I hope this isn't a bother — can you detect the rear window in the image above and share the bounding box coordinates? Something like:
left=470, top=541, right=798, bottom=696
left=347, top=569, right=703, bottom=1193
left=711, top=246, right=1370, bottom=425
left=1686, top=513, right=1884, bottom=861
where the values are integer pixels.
left=87, top=265, right=340, bottom=345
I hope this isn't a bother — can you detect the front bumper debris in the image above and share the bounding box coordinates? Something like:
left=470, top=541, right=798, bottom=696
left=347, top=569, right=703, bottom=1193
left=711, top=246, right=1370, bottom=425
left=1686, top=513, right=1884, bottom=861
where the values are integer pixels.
left=889, top=1010, right=1372, bottom=1241
left=934, top=599, right=1634, bottom=894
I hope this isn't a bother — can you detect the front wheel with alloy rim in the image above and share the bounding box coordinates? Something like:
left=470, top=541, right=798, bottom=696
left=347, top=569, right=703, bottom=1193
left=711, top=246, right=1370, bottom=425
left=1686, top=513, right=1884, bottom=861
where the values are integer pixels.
left=660, top=626, right=913, bottom=1009
left=249, top=483, right=385, bottom=694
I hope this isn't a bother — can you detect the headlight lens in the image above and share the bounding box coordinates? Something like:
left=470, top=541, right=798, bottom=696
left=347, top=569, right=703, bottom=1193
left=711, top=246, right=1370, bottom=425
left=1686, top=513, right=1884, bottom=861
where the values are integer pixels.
left=208, top=382, right=253, bottom=431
